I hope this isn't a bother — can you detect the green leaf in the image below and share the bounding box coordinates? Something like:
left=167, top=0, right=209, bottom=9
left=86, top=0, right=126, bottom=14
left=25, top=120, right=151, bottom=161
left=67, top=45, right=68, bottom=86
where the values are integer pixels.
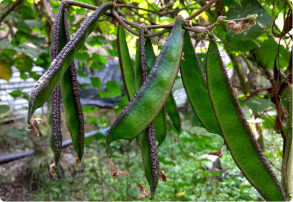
left=17, top=44, right=46, bottom=58
left=76, top=70, right=88, bottom=77
left=0, top=105, right=10, bottom=114
left=24, top=19, right=45, bottom=29
left=75, top=52, right=90, bottom=61
left=0, top=41, right=13, bottom=49
left=15, top=21, right=32, bottom=33
left=234, top=0, right=241, bottom=6
left=98, top=81, right=122, bottom=98
left=0, top=61, right=12, bottom=82
left=91, top=53, right=107, bottom=69
left=7, top=127, right=25, bottom=139
left=9, top=90, right=22, bottom=98
left=14, top=54, right=33, bottom=72
left=228, top=40, right=258, bottom=53
left=243, top=97, right=272, bottom=113
left=90, top=77, right=102, bottom=88
left=255, top=39, right=290, bottom=69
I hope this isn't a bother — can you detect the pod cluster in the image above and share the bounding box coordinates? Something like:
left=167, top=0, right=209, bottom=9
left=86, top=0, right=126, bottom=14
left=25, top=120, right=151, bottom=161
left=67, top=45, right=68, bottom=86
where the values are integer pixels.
left=26, top=2, right=285, bottom=201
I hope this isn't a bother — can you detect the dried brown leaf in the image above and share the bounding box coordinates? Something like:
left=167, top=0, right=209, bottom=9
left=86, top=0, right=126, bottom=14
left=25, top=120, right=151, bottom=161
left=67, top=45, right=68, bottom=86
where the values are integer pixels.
left=137, top=182, right=149, bottom=199
left=208, top=146, right=223, bottom=158
left=28, top=118, right=43, bottom=136
left=75, top=153, right=80, bottom=169
left=50, top=163, right=56, bottom=179
left=109, top=157, right=129, bottom=177
left=159, top=170, right=167, bottom=182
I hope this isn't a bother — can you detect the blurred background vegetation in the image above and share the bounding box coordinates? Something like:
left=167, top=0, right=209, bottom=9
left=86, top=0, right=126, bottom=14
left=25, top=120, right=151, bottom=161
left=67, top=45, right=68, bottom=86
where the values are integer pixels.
left=0, top=0, right=291, bottom=200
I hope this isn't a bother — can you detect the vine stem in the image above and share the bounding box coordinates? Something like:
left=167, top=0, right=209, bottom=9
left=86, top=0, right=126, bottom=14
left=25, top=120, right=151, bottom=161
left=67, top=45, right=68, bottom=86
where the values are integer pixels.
left=286, top=0, right=293, bottom=11
left=63, top=0, right=258, bottom=38
left=281, top=84, right=293, bottom=201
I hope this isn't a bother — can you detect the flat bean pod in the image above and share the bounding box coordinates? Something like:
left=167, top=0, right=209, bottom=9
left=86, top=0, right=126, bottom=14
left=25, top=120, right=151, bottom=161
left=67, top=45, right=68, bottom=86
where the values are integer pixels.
left=49, top=84, right=62, bottom=169
left=145, top=38, right=167, bottom=146
left=106, top=17, right=183, bottom=146
left=60, top=12, right=85, bottom=163
left=140, top=124, right=159, bottom=199
left=180, top=31, right=222, bottom=136
left=49, top=3, right=64, bottom=168
left=206, top=40, right=285, bottom=201
left=27, top=3, right=113, bottom=124
left=136, top=26, right=160, bottom=199
left=117, top=26, right=136, bottom=101
left=165, top=94, right=181, bottom=133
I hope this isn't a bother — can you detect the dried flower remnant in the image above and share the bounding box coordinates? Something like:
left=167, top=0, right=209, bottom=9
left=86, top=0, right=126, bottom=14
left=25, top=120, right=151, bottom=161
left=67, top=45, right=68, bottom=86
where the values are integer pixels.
left=159, top=170, right=167, bottom=182
left=75, top=153, right=80, bottom=168
left=109, top=157, right=129, bottom=177
left=28, top=118, right=43, bottom=136
left=227, top=16, right=256, bottom=34
left=50, top=154, right=63, bottom=178
left=208, top=146, right=223, bottom=158
left=50, top=163, right=57, bottom=179
left=109, top=18, right=119, bottom=27
left=137, top=182, right=149, bottom=199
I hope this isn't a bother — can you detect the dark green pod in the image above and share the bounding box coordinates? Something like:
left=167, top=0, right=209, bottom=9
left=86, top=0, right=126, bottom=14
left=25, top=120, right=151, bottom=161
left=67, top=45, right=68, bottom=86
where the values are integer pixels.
left=134, top=26, right=147, bottom=91
left=165, top=94, right=181, bottom=133
left=140, top=123, right=159, bottom=199
left=49, top=3, right=64, bottom=167
left=117, top=26, right=136, bottom=101
left=60, top=12, right=84, bottom=162
left=206, top=40, right=285, bottom=201
left=49, top=84, right=62, bottom=167
left=136, top=26, right=160, bottom=199
left=27, top=3, right=113, bottom=124
left=145, top=38, right=167, bottom=146
left=106, top=17, right=183, bottom=146
left=180, top=31, right=222, bottom=136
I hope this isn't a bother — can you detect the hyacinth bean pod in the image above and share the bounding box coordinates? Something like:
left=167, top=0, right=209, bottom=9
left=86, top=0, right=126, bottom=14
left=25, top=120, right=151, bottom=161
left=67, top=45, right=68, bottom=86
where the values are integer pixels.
left=106, top=17, right=183, bottom=146
left=180, top=31, right=222, bottom=136
left=27, top=3, right=113, bottom=124
left=117, top=26, right=136, bottom=101
left=144, top=38, right=167, bottom=146
left=135, top=26, right=160, bottom=199
left=49, top=3, right=64, bottom=168
left=60, top=11, right=85, bottom=163
left=206, top=40, right=285, bottom=201
left=165, top=94, right=181, bottom=133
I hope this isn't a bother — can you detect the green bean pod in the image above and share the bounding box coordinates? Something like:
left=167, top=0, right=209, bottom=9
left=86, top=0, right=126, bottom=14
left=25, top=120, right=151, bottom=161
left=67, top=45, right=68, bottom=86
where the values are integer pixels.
left=136, top=26, right=160, bottom=199
left=206, top=40, right=285, bottom=201
left=180, top=31, right=222, bottom=136
left=145, top=38, right=167, bottom=146
left=49, top=3, right=64, bottom=168
left=140, top=124, right=159, bottom=199
left=134, top=26, right=147, bottom=91
left=49, top=84, right=62, bottom=168
left=27, top=3, right=113, bottom=124
left=60, top=12, right=85, bottom=163
left=106, top=17, right=183, bottom=146
left=117, top=26, right=136, bottom=101
left=165, top=94, right=181, bottom=133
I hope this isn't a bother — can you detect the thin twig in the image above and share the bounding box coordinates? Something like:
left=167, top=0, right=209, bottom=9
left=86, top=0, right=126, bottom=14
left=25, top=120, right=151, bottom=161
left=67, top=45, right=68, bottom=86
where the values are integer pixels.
left=185, top=0, right=217, bottom=20
left=63, top=0, right=257, bottom=38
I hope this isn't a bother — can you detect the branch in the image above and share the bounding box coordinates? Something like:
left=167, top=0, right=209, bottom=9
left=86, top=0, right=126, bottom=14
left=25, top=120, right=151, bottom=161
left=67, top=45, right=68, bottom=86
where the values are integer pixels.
left=286, top=0, right=293, bottom=11
left=185, top=0, right=217, bottom=20
left=63, top=0, right=258, bottom=38
left=0, top=0, right=25, bottom=24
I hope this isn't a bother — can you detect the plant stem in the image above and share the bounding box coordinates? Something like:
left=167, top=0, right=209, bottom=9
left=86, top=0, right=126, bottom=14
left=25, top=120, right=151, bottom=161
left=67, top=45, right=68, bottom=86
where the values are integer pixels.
left=63, top=0, right=257, bottom=38
left=185, top=0, right=217, bottom=20
left=286, top=0, right=293, bottom=11
left=281, top=84, right=293, bottom=201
